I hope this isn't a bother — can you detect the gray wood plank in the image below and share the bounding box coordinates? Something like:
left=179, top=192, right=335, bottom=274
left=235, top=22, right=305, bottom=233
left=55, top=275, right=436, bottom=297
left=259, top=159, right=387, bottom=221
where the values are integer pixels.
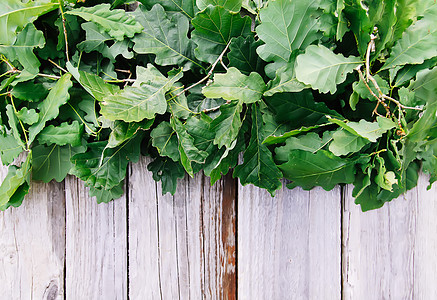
left=341, top=176, right=435, bottom=299
left=238, top=183, right=341, bottom=300
left=0, top=164, right=65, bottom=300
left=413, top=175, right=437, bottom=299
left=64, top=176, right=127, bottom=299
left=128, top=157, right=237, bottom=299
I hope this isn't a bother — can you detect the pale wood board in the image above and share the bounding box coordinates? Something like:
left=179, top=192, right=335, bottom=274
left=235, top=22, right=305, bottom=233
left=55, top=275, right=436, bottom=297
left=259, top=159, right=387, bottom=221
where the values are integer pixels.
left=0, top=164, right=65, bottom=300
left=64, top=176, right=127, bottom=299
left=342, top=174, right=437, bottom=299
left=412, top=175, right=437, bottom=299
left=128, top=157, right=236, bottom=299
left=237, top=183, right=342, bottom=300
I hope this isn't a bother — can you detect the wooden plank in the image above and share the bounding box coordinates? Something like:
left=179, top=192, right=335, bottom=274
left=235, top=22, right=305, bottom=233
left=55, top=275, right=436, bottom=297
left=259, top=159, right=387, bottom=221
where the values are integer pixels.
left=238, top=184, right=342, bottom=300
left=413, top=175, right=437, bottom=299
left=64, top=176, right=127, bottom=299
left=342, top=182, right=418, bottom=299
left=0, top=164, right=65, bottom=300
left=128, top=157, right=237, bottom=299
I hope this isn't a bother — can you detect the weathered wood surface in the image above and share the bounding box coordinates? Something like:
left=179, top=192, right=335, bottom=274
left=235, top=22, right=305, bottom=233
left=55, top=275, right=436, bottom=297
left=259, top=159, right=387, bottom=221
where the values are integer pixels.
left=0, top=165, right=65, bottom=300
left=128, top=157, right=236, bottom=299
left=238, top=184, right=342, bottom=300
left=2, top=159, right=437, bottom=299
left=343, top=175, right=437, bottom=300
left=65, top=176, right=127, bottom=299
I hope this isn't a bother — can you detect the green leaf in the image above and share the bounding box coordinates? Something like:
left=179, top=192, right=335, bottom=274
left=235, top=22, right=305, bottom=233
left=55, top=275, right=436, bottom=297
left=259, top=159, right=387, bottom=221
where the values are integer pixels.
left=265, top=90, right=343, bottom=129
left=37, top=121, right=84, bottom=147
left=171, top=117, right=208, bottom=176
left=0, top=154, right=31, bottom=211
left=16, top=107, right=38, bottom=125
left=28, top=74, right=73, bottom=144
left=107, top=119, right=153, bottom=149
left=0, top=0, right=59, bottom=45
left=139, top=0, right=198, bottom=19
left=328, top=116, right=396, bottom=142
left=329, top=128, right=370, bottom=156
left=368, top=0, right=396, bottom=57
left=101, top=65, right=183, bottom=122
left=202, top=67, right=266, bottom=103
left=392, top=57, right=437, bottom=88
left=207, top=134, right=244, bottom=184
left=353, top=75, right=390, bottom=101
left=408, top=67, right=437, bottom=142
left=77, top=22, right=113, bottom=53
left=67, top=64, right=120, bottom=101
left=168, top=83, right=191, bottom=119
left=132, top=4, right=200, bottom=70
left=6, top=105, right=25, bottom=149
left=55, top=13, right=81, bottom=51
left=151, top=121, right=180, bottom=162
left=11, top=81, right=49, bottom=101
left=392, top=0, right=420, bottom=45
left=263, top=124, right=326, bottom=145
left=341, top=0, right=373, bottom=56
left=381, top=6, right=437, bottom=70
left=256, top=0, right=323, bottom=72
left=279, top=150, right=358, bottom=191
left=32, top=142, right=86, bottom=183
left=210, top=100, right=243, bottom=149
left=353, top=168, right=384, bottom=211
left=89, top=182, right=124, bottom=204
left=0, top=127, right=23, bottom=165
left=0, top=23, right=45, bottom=75
left=147, top=157, right=185, bottom=195
left=197, top=0, right=242, bottom=12
left=67, top=3, right=144, bottom=41
left=234, top=104, right=282, bottom=196
left=264, top=63, right=309, bottom=96
left=227, top=36, right=265, bottom=76
left=191, top=5, right=252, bottom=64
left=295, top=45, right=362, bottom=94
left=275, top=132, right=333, bottom=162
left=71, top=133, right=143, bottom=190
left=374, top=156, right=398, bottom=191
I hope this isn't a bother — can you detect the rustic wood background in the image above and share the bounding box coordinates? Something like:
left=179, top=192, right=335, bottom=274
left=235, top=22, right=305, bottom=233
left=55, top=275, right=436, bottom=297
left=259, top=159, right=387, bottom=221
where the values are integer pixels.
left=1, top=156, right=437, bottom=299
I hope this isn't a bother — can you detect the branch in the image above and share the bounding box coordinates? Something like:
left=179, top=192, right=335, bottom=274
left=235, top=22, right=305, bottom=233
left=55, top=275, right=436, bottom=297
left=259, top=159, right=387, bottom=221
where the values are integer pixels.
left=48, top=59, right=68, bottom=73
left=59, top=1, right=70, bottom=62
left=175, top=40, right=232, bottom=98
left=355, top=65, right=390, bottom=117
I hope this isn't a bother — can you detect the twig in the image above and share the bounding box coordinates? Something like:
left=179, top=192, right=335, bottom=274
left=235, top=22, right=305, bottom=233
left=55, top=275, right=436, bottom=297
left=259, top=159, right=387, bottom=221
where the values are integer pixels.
left=365, top=33, right=376, bottom=81
left=36, top=73, right=62, bottom=80
left=175, top=40, right=232, bottom=98
left=220, top=56, right=228, bottom=71
left=203, top=106, right=222, bottom=113
left=355, top=65, right=390, bottom=116
left=59, top=1, right=70, bottom=62
left=9, top=94, right=29, bottom=150
left=105, top=78, right=136, bottom=83
left=115, top=69, right=132, bottom=74
left=48, top=59, right=68, bottom=73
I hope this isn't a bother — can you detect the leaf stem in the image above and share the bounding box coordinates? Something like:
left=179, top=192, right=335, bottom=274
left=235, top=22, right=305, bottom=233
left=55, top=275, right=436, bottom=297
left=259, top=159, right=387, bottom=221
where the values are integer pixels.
left=9, top=94, right=29, bottom=150
left=67, top=102, right=99, bottom=136
left=59, top=0, right=70, bottom=62
left=175, top=40, right=232, bottom=98
left=48, top=59, right=68, bottom=73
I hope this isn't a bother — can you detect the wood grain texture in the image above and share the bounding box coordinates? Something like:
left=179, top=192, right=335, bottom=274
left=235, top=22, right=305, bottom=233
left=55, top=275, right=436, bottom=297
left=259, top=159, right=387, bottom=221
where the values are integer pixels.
left=413, top=175, right=437, bottom=299
left=237, top=183, right=342, bottom=300
left=342, top=174, right=437, bottom=299
left=0, top=164, right=65, bottom=300
left=64, top=176, right=127, bottom=299
left=128, top=157, right=236, bottom=299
